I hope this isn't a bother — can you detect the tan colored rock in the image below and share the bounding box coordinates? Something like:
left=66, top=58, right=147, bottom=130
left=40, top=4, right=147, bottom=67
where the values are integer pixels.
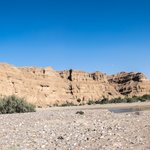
left=59, top=70, right=122, bottom=103
left=0, top=63, right=73, bottom=106
left=0, top=63, right=150, bottom=106
left=108, top=72, right=150, bottom=97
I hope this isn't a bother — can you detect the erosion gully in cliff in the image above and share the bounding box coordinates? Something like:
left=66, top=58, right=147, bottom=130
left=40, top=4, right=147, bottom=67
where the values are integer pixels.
left=0, top=63, right=150, bottom=106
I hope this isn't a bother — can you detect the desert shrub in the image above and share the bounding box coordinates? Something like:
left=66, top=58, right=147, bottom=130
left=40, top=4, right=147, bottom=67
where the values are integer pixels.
left=11, top=145, right=20, bottom=150
left=54, top=94, right=150, bottom=107
left=138, top=97, right=146, bottom=102
left=109, top=98, right=123, bottom=103
left=120, top=98, right=128, bottom=103
left=53, top=103, right=59, bottom=107
left=87, top=100, right=95, bottom=105
left=141, top=94, right=150, bottom=101
left=126, top=97, right=138, bottom=103
left=85, top=94, right=150, bottom=105
left=0, top=95, right=36, bottom=114
left=60, top=101, right=77, bottom=107
left=79, top=103, right=84, bottom=106
left=96, top=98, right=109, bottom=104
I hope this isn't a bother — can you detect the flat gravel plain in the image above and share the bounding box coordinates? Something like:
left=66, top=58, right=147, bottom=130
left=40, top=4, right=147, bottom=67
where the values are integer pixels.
left=0, top=104, right=150, bottom=150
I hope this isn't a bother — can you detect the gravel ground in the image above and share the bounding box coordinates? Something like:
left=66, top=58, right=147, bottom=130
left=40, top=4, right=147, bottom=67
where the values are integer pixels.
left=0, top=105, right=150, bottom=150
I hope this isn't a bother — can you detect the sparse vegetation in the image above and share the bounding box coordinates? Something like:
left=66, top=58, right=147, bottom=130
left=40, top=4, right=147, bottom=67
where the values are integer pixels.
left=87, top=94, right=150, bottom=105
left=95, top=98, right=109, bottom=104
left=0, top=95, right=36, bottom=114
left=53, top=103, right=59, bottom=107
left=11, top=145, right=20, bottom=150
left=87, top=100, right=95, bottom=105
left=61, top=101, right=77, bottom=107
left=53, top=94, right=150, bottom=107
left=53, top=101, right=77, bottom=107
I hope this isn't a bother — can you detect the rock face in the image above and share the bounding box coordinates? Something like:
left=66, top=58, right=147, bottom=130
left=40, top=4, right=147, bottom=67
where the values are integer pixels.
left=0, top=63, right=73, bottom=106
left=59, top=70, right=122, bottom=103
left=0, top=63, right=150, bottom=106
left=108, top=72, right=150, bottom=97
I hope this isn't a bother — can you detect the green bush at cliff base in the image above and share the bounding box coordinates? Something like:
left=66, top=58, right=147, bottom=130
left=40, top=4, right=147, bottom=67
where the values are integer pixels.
left=87, top=94, right=150, bottom=105
left=0, top=95, right=36, bottom=114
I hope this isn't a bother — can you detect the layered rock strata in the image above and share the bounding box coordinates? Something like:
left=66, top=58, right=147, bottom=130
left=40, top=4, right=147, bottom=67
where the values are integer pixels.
left=108, top=72, right=150, bottom=97
left=0, top=63, right=150, bottom=106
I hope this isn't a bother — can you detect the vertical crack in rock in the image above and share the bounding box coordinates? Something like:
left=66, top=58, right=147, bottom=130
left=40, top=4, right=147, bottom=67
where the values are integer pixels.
left=0, top=63, right=150, bottom=106
left=68, top=69, right=73, bottom=81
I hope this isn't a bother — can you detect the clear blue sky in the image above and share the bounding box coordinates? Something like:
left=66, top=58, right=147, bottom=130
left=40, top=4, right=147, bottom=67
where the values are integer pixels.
left=0, top=0, right=150, bottom=78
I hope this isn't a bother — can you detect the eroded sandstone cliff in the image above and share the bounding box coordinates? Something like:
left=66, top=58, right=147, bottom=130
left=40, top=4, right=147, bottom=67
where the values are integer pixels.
left=0, top=63, right=150, bottom=106
left=108, top=72, right=150, bottom=97
left=59, top=70, right=122, bottom=103
left=0, top=63, right=73, bottom=106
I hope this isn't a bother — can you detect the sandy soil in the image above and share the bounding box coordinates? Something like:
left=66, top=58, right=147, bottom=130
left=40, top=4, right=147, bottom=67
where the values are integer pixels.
left=0, top=102, right=150, bottom=150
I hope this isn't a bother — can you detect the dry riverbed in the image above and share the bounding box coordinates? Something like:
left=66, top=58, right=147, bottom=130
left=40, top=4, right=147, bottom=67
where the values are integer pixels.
left=0, top=103, right=150, bottom=150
